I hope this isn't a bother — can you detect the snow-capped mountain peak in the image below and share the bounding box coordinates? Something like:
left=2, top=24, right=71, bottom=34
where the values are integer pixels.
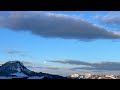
left=1, top=61, right=25, bottom=71
left=10, top=72, right=28, bottom=77
left=0, top=60, right=32, bottom=77
left=0, top=60, right=68, bottom=79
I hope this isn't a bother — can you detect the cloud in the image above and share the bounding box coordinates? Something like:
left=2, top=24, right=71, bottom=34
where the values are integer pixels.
left=26, top=65, right=42, bottom=69
left=20, top=61, right=42, bottom=68
left=26, top=65, right=59, bottom=70
left=95, top=14, right=120, bottom=26
left=20, top=60, right=59, bottom=70
left=3, top=49, right=22, bottom=54
left=68, top=66, right=95, bottom=70
left=20, top=60, right=33, bottom=65
left=48, top=60, right=91, bottom=65
left=18, top=54, right=33, bottom=58
left=42, top=67, right=59, bottom=70
left=48, top=60, right=120, bottom=71
left=0, top=11, right=120, bottom=41
left=2, top=49, right=33, bottom=58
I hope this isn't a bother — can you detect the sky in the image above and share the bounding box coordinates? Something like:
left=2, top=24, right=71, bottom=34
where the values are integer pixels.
left=0, top=11, right=120, bottom=76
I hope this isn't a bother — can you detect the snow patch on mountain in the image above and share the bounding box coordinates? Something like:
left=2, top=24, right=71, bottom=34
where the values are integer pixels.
left=16, top=63, right=21, bottom=72
left=10, top=72, right=28, bottom=77
left=28, top=76, right=44, bottom=79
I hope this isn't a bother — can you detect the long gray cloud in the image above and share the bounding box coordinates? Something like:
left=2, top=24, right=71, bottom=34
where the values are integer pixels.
left=48, top=60, right=120, bottom=70
left=48, top=60, right=91, bottom=65
left=0, top=11, right=120, bottom=41
left=68, top=66, right=95, bottom=70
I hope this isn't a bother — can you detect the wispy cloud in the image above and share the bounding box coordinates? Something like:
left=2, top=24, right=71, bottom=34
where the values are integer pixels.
left=0, top=11, right=120, bottom=41
left=20, top=60, right=33, bottom=65
left=18, top=61, right=60, bottom=73
left=2, top=49, right=33, bottom=58
left=48, top=60, right=120, bottom=71
left=3, top=49, right=22, bottom=54
left=96, top=14, right=120, bottom=25
left=95, top=13, right=120, bottom=32
left=41, top=67, right=59, bottom=70
left=18, top=54, right=33, bottom=58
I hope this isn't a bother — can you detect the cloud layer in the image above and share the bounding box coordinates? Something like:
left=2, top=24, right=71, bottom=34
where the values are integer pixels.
left=48, top=60, right=120, bottom=70
left=0, top=11, right=120, bottom=41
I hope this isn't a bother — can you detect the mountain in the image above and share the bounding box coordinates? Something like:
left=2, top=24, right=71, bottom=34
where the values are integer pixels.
left=0, top=61, right=32, bottom=76
left=0, top=61, right=68, bottom=79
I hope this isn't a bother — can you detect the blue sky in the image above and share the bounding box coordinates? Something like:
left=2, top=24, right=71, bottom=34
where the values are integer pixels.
left=0, top=11, right=120, bottom=75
